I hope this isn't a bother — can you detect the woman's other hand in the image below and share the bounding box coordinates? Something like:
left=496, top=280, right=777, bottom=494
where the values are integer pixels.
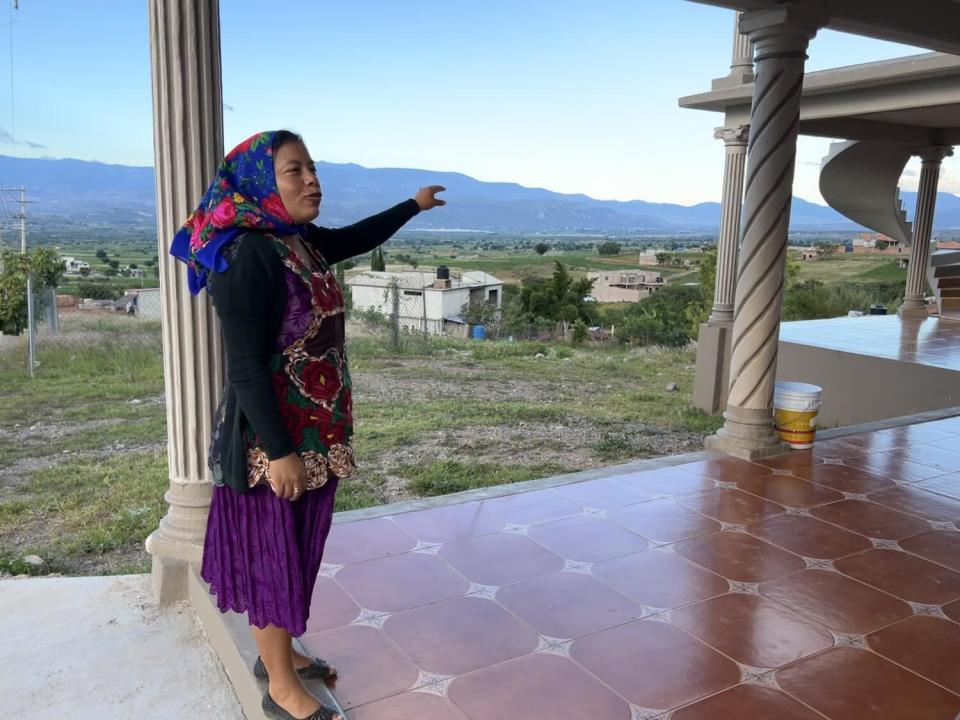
left=268, top=453, right=308, bottom=501
left=414, top=185, right=447, bottom=211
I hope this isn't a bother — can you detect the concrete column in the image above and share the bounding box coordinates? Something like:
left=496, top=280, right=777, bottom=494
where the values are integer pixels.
left=713, top=11, right=755, bottom=89
left=145, top=0, right=225, bottom=604
left=901, top=146, right=953, bottom=316
left=710, top=125, right=750, bottom=325
left=706, top=5, right=826, bottom=460
left=692, top=125, right=748, bottom=415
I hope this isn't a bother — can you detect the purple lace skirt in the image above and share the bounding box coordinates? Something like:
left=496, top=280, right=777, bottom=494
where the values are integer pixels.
left=200, top=476, right=339, bottom=637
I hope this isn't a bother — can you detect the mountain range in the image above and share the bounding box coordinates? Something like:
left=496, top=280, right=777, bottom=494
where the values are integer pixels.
left=2, top=154, right=959, bottom=234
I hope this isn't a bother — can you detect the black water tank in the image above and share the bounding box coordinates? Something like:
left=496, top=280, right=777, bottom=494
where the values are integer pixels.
left=437, top=265, right=450, bottom=280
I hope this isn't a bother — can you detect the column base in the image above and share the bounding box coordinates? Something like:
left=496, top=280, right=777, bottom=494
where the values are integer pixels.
left=712, top=71, right=754, bottom=90
left=145, top=528, right=204, bottom=605
left=705, top=406, right=788, bottom=460
left=899, top=303, right=930, bottom=319
left=693, top=323, right=732, bottom=415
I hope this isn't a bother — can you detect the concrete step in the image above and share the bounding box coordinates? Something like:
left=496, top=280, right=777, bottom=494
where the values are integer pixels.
left=942, top=297, right=960, bottom=311
left=934, top=265, right=960, bottom=279
left=939, top=277, right=960, bottom=289
left=940, top=287, right=960, bottom=298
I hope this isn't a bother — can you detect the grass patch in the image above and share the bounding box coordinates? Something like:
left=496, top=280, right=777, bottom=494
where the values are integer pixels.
left=398, top=460, right=566, bottom=497
left=334, top=473, right=390, bottom=513
left=0, top=450, right=168, bottom=574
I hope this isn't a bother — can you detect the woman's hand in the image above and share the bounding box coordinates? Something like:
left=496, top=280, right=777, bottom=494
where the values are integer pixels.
left=414, top=185, right=447, bottom=211
left=268, top=453, right=309, bottom=501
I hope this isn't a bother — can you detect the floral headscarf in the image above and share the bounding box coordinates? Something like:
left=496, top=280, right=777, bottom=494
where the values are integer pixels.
left=170, top=130, right=308, bottom=294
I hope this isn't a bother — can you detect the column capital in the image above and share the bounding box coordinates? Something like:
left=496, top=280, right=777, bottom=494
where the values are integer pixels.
left=918, top=146, right=954, bottom=164
left=740, top=3, right=827, bottom=56
left=714, top=125, right=750, bottom=147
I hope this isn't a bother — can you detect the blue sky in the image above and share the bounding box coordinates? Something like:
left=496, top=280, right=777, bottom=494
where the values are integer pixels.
left=0, top=0, right=955, bottom=205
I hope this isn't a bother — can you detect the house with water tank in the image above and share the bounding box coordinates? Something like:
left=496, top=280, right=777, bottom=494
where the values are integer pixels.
left=346, top=266, right=504, bottom=337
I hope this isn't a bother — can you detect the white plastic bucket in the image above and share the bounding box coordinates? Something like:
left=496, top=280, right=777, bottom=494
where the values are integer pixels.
left=774, top=381, right=823, bottom=449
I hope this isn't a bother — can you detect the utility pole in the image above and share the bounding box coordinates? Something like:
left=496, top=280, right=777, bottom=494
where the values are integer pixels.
left=17, top=186, right=35, bottom=377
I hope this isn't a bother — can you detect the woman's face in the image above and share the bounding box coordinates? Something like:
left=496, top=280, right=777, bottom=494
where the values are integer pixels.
left=274, top=140, right=322, bottom=223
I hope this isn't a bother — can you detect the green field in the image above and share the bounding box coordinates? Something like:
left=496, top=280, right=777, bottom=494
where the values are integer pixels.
left=0, top=314, right=718, bottom=576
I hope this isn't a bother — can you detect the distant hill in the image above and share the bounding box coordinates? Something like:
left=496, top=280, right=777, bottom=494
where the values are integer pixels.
left=2, top=154, right=959, bottom=234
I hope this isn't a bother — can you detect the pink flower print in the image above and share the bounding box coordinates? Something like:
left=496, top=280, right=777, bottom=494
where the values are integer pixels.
left=263, top=193, right=292, bottom=222
left=210, top=199, right=237, bottom=228
left=188, top=212, right=206, bottom=250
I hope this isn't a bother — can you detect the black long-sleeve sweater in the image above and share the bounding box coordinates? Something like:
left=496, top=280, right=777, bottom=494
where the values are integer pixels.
left=207, top=199, right=419, bottom=492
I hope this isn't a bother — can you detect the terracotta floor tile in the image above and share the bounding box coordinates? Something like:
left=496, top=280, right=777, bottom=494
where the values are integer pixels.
left=756, top=450, right=824, bottom=479
left=495, top=570, right=644, bottom=639
left=676, top=487, right=785, bottom=526
left=525, top=514, right=649, bottom=563
left=621, top=467, right=718, bottom=497
left=306, top=576, right=361, bottom=633
left=550, top=476, right=656, bottom=509
left=805, top=463, right=896, bottom=494
left=844, top=452, right=945, bottom=483
left=447, top=652, right=629, bottom=720
left=334, top=552, right=470, bottom=614
left=888, top=444, right=960, bottom=472
left=834, top=548, right=960, bottom=605
left=811, top=437, right=881, bottom=460
left=876, top=424, right=958, bottom=445
left=777, top=646, right=960, bottom=720
left=572, top=619, right=740, bottom=710
left=672, top=593, right=833, bottom=668
left=868, top=616, right=960, bottom=694
left=382, top=596, right=537, bottom=676
left=300, top=625, right=419, bottom=710
left=324, top=518, right=417, bottom=566
left=347, top=692, right=466, bottom=720
left=438, top=532, right=564, bottom=587
left=759, top=569, right=911, bottom=635
left=810, top=499, right=931, bottom=540
left=389, top=502, right=504, bottom=544
left=747, top=513, right=873, bottom=559
left=674, top=531, right=805, bottom=583
left=736, top=474, right=844, bottom=508
left=679, top=456, right=774, bottom=481
left=942, top=598, right=960, bottom=623
left=671, top=684, right=825, bottom=720
left=478, top=489, right=581, bottom=525
left=606, top=497, right=720, bottom=543
left=900, top=530, right=960, bottom=572
left=592, top=549, right=729, bottom=610
left=916, top=472, right=960, bottom=500
left=868, top=486, right=960, bottom=523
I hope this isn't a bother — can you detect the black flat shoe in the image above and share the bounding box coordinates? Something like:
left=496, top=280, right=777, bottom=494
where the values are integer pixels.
left=254, top=655, right=338, bottom=681
left=262, top=691, right=340, bottom=720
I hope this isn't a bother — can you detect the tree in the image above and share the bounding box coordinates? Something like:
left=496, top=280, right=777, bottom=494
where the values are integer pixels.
left=129, top=263, right=138, bottom=270
left=95, top=249, right=108, bottom=261
left=534, top=242, right=551, bottom=256
left=108, top=259, right=120, bottom=270
left=370, top=247, right=386, bottom=272
left=655, top=252, right=672, bottom=266
left=597, top=241, right=622, bottom=256
left=0, top=248, right=66, bottom=336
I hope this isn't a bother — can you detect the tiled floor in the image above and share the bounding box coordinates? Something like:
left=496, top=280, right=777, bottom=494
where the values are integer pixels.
left=779, top=315, right=960, bottom=370
left=303, top=415, right=960, bottom=719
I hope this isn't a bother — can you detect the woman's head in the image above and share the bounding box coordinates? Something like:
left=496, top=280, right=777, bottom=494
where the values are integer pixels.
left=272, top=130, right=322, bottom=224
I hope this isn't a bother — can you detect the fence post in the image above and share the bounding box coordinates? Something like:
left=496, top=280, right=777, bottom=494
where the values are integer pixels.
left=47, top=286, right=60, bottom=333
left=390, top=279, right=401, bottom=351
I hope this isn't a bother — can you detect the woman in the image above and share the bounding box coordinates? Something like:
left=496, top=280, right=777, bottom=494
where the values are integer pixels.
left=171, top=130, right=445, bottom=720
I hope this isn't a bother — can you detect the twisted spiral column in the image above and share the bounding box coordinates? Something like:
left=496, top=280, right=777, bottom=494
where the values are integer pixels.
left=707, top=5, right=825, bottom=459
left=902, top=147, right=953, bottom=314
left=709, top=125, right=749, bottom=326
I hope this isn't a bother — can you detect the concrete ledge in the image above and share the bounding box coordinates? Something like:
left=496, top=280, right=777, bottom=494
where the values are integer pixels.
left=188, top=566, right=345, bottom=720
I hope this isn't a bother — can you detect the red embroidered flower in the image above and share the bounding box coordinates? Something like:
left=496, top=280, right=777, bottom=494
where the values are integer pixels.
left=188, top=212, right=206, bottom=250
left=279, top=403, right=309, bottom=446
left=339, top=388, right=353, bottom=424
left=263, top=192, right=292, bottom=222
left=301, top=359, right=342, bottom=401
left=209, top=199, right=237, bottom=228
left=323, top=422, right=346, bottom=447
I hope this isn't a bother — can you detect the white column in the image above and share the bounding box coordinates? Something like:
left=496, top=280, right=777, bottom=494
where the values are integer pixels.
left=901, top=147, right=952, bottom=315
left=707, top=5, right=826, bottom=460
left=709, top=125, right=749, bottom=326
left=145, top=0, right=225, bottom=604
left=713, top=11, right=755, bottom=89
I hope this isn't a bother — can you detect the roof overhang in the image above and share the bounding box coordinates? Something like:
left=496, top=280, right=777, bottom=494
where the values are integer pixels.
left=689, top=0, right=960, bottom=56
left=680, top=53, right=960, bottom=145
